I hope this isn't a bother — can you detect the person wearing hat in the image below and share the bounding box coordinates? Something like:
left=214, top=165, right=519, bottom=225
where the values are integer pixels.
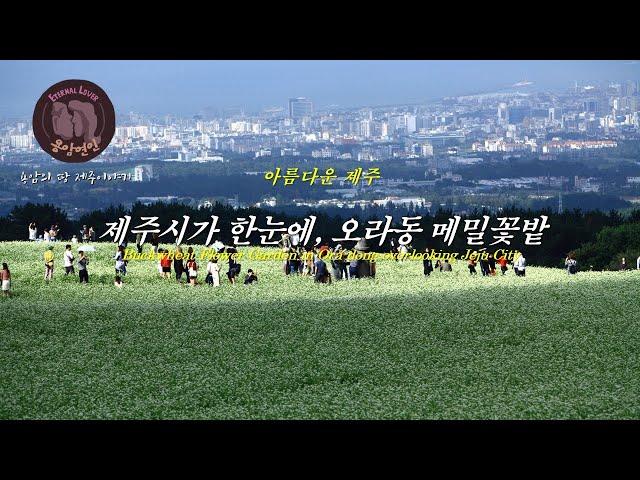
left=44, top=245, right=55, bottom=281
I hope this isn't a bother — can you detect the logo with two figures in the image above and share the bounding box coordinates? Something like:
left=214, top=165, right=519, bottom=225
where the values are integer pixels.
left=32, top=79, right=115, bottom=163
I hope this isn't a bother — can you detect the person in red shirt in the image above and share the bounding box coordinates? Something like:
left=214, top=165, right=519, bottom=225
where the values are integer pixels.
left=160, top=251, right=172, bottom=279
left=497, top=255, right=509, bottom=275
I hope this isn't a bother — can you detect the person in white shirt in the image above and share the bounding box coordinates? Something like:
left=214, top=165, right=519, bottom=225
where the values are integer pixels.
left=28, top=223, right=37, bottom=241
left=206, top=259, right=220, bottom=286
left=43, top=230, right=51, bottom=242
left=637, top=255, right=640, bottom=270
left=63, top=244, right=75, bottom=275
left=514, top=253, right=526, bottom=277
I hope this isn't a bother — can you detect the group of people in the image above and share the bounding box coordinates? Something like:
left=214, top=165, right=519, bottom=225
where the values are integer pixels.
left=28, top=222, right=96, bottom=244
left=29, top=222, right=61, bottom=242
left=564, top=253, right=639, bottom=273
left=154, top=245, right=257, bottom=287
left=421, top=250, right=528, bottom=277
left=278, top=234, right=376, bottom=284
left=617, top=256, right=640, bottom=271
left=2, top=220, right=640, bottom=299
left=44, top=244, right=90, bottom=283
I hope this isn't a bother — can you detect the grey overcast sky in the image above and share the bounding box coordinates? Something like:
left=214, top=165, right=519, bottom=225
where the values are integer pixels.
left=0, top=60, right=638, bottom=117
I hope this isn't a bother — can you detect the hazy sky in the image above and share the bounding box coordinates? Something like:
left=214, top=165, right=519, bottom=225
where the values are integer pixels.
left=0, top=60, right=638, bottom=117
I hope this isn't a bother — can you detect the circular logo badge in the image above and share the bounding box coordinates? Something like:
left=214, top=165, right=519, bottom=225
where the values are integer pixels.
left=32, top=79, right=115, bottom=163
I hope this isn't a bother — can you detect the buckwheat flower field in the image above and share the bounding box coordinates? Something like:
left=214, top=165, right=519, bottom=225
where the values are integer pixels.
left=1, top=241, right=639, bottom=419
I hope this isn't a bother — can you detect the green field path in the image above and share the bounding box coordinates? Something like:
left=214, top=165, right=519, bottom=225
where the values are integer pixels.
left=1, top=241, right=639, bottom=419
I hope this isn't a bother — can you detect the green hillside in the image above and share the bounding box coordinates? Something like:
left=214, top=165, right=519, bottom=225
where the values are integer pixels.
left=1, top=242, right=639, bottom=419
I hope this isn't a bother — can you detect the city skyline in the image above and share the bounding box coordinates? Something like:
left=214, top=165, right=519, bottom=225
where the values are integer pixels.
left=0, top=60, right=639, bottom=117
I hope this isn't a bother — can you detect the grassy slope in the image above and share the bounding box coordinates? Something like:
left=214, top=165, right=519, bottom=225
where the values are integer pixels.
left=1, top=241, right=639, bottom=419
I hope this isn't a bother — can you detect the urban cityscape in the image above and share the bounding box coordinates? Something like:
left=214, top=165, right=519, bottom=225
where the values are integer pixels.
left=2, top=78, right=640, bottom=219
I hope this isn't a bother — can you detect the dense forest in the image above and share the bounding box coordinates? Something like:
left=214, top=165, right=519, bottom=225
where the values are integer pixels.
left=1, top=202, right=639, bottom=270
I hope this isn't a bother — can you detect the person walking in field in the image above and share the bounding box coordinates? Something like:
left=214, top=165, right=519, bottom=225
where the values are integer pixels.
left=78, top=249, right=89, bottom=283
left=468, top=258, right=477, bottom=275
left=487, top=253, right=497, bottom=276
left=51, top=224, right=60, bottom=242
left=186, top=257, right=198, bottom=286
left=44, top=245, right=54, bottom=281
left=334, top=245, right=349, bottom=280
left=390, top=237, right=399, bottom=261
left=479, top=256, right=490, bottom=276
left=441, top=259, right=453, bottom=272
left=115, top=245, right=127, bottom=277
left=150, top=233, right=160, bottom=254
left=63, top=244, right=75, bottom=275
left=1, top=263, right=11, bottom=297
left=205, top=258, right=220, bottom=286
left=80, top=225, right=89, bottom=243
left=423, top=248, right=434, bottom=277
left=28, top=222, right=37, bottom=241
left=398, top=243, right=409, bottom=261
left=314, top=250, right=331, bottom=284
left=514, top=254, right=526, bottom=277
left=498, top=255, right=508, bottom=275
left=278, top=233, right=292, bottom=275
left=226, top=246, right=241, bottom=284
left=565, top=253, right=578, bottom=275
left=160, top=249, right=172, bottom=279
left=156, top=248, right=164, bottom=276
left=328, top=248, right=342, bottom=280
left=135, top=232, right=143, bottom=254
left=174, top=246, right=185, bottom=283
left=300, top=247, right=311, bottom=276
left=619, top=257, right=628, bottom=271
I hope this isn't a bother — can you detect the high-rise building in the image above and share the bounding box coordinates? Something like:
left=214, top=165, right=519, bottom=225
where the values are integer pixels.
left=10, top=134, right=32, bottom=149
left=497, top=103, right=508, bottom=123
left=288, top=97, right=313, bottom=119
left=418, top=115, right=433, bottom=130
left=405, top=114, right=417, bottom=134
left=549, top=107, right=562, bottom=123
left=360, top=120, right=371, bottom=138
